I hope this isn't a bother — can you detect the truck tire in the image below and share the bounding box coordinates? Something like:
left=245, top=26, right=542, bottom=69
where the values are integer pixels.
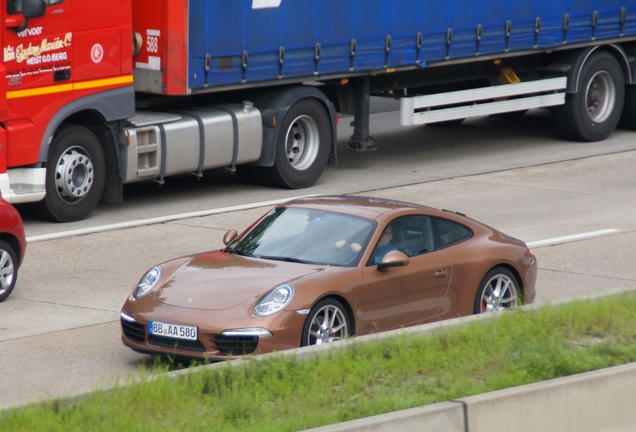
left=35, top=125, right=106, bottom=222
left=261, top=98, right=331, bottom=188
left=554, top=51, right=624, bottom=142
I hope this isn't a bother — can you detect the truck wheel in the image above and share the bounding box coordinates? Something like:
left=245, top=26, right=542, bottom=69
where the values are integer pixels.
left=554, top=51, right=624, bottom=142
left=36, top=125, right=106, bottom=222
left=0, top=240, right=18, bottom=302
left=262, top=98, right=331, bottom=188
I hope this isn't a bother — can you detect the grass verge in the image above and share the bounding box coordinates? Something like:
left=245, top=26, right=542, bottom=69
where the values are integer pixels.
left=2, top=292, right=636, bottom=431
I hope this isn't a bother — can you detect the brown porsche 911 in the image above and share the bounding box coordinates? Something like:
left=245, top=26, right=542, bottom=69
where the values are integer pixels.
left=120, top=195, right=537, bottom=360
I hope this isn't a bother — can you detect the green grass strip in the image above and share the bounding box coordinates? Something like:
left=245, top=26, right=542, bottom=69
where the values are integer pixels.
left=2, top=292, right=636, bottom=431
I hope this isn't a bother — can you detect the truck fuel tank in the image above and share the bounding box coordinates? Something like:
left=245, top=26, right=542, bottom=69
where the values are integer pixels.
left=122, top=102, right=262, bottom=184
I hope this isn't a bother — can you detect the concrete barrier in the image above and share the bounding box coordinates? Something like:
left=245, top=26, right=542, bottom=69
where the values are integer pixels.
left=305, top=403, right=465, bottom=432
left=464, top=362, right=636, bottom=432
left=307, top=362, right=636, bottom=431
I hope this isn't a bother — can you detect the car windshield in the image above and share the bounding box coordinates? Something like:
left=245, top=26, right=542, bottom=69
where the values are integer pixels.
left=228, top=206, right=375, bottom=267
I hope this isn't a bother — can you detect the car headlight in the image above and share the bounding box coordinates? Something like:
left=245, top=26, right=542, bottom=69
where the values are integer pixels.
left=254, top=285, right=295, bottom=316
left=134, top=266, right=162, bottom=299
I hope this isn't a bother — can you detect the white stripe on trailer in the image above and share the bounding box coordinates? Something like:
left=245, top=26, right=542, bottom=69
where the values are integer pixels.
left=252, top=0, right=282, bottom=9
left=400, top=77, right=567, bottom=126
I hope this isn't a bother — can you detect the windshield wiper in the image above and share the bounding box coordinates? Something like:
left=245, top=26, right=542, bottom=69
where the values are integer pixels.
left=225, top=248, right=252, bottom=257
left=258, top=255, right=314, bottom=264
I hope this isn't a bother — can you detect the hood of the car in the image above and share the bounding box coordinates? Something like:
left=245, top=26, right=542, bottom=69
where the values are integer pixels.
left=153, top=251, right=325, bottom=310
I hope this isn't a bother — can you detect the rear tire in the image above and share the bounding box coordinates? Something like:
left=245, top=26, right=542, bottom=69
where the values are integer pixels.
left=554, top=51, right=624, bottom=142
left=35, top=125, right=105, bottom=222
left=260, top=98, right=331, bottom=189
left=474, top=267, right=521, bottom=314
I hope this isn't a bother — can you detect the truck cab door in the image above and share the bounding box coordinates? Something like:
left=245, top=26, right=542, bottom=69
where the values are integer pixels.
left=2, top=0, right=71, bottom=103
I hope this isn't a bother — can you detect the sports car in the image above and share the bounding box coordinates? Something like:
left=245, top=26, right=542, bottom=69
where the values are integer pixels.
left=120, top=195, right=537, bottom=359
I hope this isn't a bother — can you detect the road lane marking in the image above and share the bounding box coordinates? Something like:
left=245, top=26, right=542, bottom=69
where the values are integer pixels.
left=26, top=195, right=315, bottom=243
left=527, top=229, right=620, bottom=248
left=27, top=200, right=619, bottom=248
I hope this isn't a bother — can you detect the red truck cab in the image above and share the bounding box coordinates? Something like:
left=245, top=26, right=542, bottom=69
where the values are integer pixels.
left=1, top=0, right=133, bottom=220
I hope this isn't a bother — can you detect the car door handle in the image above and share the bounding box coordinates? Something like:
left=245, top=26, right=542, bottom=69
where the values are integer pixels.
left=434, top=269, right=448, bottom=278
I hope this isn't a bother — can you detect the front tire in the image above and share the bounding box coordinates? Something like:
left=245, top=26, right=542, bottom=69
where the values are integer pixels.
left=474, top=267, right=521, bottom=314
left=301, top=298, right=351, bottom=347
left=35, top=125, right=106, bottom=222
left=554, top=51, right=624, bottom=142
left=0, top=240, right=19, bottom=302
left=261, top=98, right=331, bottom=189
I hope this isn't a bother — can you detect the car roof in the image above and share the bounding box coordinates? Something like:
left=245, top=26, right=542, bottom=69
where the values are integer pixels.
left=282, top=195, right=437, bottom=220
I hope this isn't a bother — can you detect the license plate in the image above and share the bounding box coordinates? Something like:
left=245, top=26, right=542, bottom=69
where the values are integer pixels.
left=148, top=320, right=198, bottom=341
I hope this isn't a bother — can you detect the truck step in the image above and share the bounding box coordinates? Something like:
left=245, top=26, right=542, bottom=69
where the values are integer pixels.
left=127, top=111, right=182, bottom=127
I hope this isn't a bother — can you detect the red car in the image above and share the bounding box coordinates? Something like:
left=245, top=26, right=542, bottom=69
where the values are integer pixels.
left=121, top=195, right=537, bottom=360
left=0, top=198, right=27, bottom=302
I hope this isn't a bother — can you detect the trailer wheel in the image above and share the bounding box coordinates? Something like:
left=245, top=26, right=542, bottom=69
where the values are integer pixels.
left=262, top=98, right=331, bottom=188
left=35, top=125, right=106, bottom=222
left=554, top=51, right=624, bottom=141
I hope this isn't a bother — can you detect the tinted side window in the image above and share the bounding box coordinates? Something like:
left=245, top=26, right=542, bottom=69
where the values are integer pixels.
left=368, top=215, right=435, bottom=264
left=435, top=217, right=473, bottom=248
left=7, top=0, right=23, bottom=14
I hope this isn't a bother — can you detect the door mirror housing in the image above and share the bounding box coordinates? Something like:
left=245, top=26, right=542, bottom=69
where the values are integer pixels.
left=223, top=229, right=239, bottom=246
left=377, top=250, right=410, bottom=271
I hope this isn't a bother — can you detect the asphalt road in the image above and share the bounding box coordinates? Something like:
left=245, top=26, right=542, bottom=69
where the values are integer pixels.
left=2, top=110, right=636, bottom=410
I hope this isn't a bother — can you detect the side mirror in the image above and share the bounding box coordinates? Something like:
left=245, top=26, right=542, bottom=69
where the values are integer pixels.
left=223, top=229, right=238, bottom=246
left=23, top=0, right=47, bottom=18
left=377, top=250, right=410, bottom=271
left=6, top=0, right=46, bottom=31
